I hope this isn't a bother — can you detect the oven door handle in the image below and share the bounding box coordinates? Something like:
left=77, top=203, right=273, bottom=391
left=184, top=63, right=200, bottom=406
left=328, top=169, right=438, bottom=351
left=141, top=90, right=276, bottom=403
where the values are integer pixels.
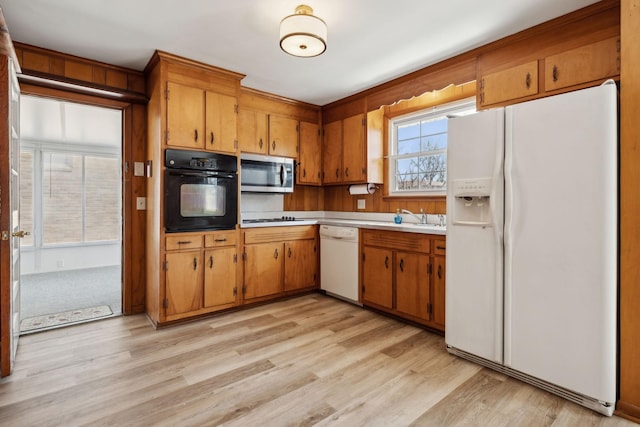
left=279, top=165, right=287, bottom=187
left=169, top=170, right=236, bottom=180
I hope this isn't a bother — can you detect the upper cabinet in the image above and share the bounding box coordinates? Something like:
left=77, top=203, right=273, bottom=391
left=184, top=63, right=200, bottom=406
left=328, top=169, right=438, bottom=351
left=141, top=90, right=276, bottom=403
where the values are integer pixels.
left=165, top=82, right=238, bottom=154
left=478, top=36, right=621, bottom=109
left=322, top=109, right=383, bottom=185
left=238, top=108, right=268, bottom=154
left=268, top=114, right=298, bottom=158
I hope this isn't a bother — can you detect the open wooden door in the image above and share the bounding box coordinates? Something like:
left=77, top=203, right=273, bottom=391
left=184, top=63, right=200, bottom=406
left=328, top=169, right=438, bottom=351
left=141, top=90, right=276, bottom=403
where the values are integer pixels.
left=0, top=20, right=22, bottom=377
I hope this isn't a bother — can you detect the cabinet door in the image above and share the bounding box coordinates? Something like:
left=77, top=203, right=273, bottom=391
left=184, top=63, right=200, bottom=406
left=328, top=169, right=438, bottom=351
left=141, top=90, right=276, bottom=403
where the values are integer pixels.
left=298, top=121, right=322, bottom=185
left=361, top=246, right=393, bottom=309
left=322, top=120, right=342, bottom=184
left=238, top=108, right=268, bottom=154
left=284, top=239, right=317, bottom=291
left=395, top=252, right=430, bottom=321
left=544, top=37, right=620, bottom=92
left=165, top=251, right=203, bottom=316
left=342, top=113, right=366, bottom=183
left=166, top=82, right=204, bottom=149
left=479, top=61, right=539, bottom=107
left=432, top=255, right=446, bottom=329
left=204, top=247, right=237, bottom=308
left=269, top=115, right=298, bottom=158
left=205, top=92, right=237, bottom=154
left=244, top=243, right=283, bottom=299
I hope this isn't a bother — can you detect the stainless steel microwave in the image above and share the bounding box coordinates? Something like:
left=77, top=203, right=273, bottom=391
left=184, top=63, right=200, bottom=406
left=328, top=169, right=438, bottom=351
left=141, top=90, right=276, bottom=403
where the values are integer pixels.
left=240, top=153, right=295, bottom=193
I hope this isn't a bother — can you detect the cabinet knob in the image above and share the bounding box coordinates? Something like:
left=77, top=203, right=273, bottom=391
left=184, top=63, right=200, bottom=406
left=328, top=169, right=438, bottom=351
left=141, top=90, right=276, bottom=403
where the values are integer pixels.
left=274, top=248, right=279, bottom=259
left=209, top=255, right=213, bottom=269
left=210, top=131, right=215, bottom=145
left=384, top=256, right=389, bottom=269
left=193, top=257, right=198, bottom=271
left=552, top=65, right=559, bottom=82
left=438, top=264, right=443, bottom=279
left=272, top=140, right=276, bottom=151
left=288, top=247, right=292, bottom=258
left=194, top=129, right=199, bottom=142
left=345, top=167, right=349, bottom=177
left=399, top=258, right=404, bottom=272
left=525, top=72, right=531, bottom=90
left=259, top=138, right=263, bottom=149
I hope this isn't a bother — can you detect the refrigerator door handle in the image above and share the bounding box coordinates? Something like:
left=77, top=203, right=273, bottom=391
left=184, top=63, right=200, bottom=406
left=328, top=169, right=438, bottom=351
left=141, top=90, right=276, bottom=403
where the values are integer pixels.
left=503, top=108, right=514, bottom=367
left=490, top=110, right=505, bottom=363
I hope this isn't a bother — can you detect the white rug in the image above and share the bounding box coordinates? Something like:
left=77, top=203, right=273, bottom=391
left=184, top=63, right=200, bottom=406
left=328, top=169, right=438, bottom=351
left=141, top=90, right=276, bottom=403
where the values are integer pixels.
left=20, top=305, right=113, bottom=332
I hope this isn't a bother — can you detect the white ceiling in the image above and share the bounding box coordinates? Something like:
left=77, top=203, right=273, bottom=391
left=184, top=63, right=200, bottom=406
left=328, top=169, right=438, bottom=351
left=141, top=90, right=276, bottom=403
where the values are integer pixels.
left=2, top=0, right=601, bottom=106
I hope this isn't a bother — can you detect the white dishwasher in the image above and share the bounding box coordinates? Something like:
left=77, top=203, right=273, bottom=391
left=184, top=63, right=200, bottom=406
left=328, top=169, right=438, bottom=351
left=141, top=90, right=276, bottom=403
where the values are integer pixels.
left=319, top=224, right=361, bottom=305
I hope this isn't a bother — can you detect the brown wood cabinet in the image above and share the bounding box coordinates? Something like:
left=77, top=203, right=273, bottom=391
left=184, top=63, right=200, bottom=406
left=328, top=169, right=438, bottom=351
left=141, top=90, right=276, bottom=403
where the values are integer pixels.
left=360, top=229, right=445, bottom=331
left=322, top=109, right=383, bottom=185
left=478, top=37, right=621, bottom=109
left=161, top=230, right=239, bottom=323
left=268, top=114, right=298, bottom=158
left=166, top=81, right=238, bottom=154
left=238, top=107, right=268, bottom=154
left=297, top=121, right=322, bottom=185
left=242, top=226, right=318, bottom=303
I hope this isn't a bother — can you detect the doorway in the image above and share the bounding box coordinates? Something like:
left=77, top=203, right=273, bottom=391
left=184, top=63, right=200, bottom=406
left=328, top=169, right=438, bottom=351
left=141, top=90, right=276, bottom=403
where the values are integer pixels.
left=18, top=95, right=123, bottom=333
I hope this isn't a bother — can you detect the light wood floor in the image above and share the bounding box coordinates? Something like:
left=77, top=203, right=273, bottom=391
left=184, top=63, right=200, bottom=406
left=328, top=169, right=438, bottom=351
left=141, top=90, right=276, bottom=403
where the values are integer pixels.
left=0, top=294, right=635, bottom=426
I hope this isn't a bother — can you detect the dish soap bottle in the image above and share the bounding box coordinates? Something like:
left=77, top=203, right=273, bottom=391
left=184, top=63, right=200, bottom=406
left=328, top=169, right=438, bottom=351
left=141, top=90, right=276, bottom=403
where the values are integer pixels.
left=394, top=209, right=403, bottom=224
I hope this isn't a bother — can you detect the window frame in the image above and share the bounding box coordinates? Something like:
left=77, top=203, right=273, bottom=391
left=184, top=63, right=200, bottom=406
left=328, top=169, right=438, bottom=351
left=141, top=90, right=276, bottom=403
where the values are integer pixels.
left=387, top=97, right=476, bottom=197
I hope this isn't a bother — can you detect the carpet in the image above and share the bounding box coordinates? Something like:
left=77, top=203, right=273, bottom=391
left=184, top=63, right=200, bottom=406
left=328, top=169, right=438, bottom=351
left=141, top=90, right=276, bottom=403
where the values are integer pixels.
left=20, top=305, right=113, bottom=333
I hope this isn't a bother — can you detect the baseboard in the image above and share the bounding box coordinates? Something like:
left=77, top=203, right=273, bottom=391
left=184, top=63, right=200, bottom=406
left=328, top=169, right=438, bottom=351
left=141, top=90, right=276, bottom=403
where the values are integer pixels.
left=615, top=400, right=640, bottom=423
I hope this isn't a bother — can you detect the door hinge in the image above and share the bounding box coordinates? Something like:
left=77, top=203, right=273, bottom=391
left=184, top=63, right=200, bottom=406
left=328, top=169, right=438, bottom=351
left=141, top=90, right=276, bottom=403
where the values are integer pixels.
left=1, top=231, right=8, bottom=241
left=162, top=299, right=169, bottom=309
left=233, top=287, right=238, bottom=296
left=234, top=104, right=238, bottom=114
left=124, top=162, right=130, bottom=173
left=427, top=263, right=432, bottom=275
left=164, top=87, right=170, bottom=100
left=233, top=253, right=238, bottom=263
left=242, top=252, right=247, bottom=261
left=313, top=245, right=317, bottom=253
left=362, top=285, right=366, bottom=294
left=362, top=167, right=366, bottom=175
left=427, top=303, right=432, bottom=314
left=317, top=129, right=321, bottom=136
left=162, top=261, right=168, bottom=271
left=242, top=285, right=247, bottom=294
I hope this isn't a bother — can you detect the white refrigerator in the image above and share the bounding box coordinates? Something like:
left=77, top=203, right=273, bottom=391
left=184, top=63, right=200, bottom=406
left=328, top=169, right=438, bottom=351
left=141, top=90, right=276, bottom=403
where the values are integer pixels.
left=445, top=82, right=617, bottom=416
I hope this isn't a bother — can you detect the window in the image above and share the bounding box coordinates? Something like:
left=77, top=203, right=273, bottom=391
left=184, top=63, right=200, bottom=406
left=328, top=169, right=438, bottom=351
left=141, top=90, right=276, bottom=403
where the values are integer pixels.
left=388, top=98, right=476, bottom=196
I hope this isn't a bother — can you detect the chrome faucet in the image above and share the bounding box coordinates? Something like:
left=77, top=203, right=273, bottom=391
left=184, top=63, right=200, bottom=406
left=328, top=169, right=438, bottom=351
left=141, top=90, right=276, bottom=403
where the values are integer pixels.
left=401, top=208, right=428, bottom=224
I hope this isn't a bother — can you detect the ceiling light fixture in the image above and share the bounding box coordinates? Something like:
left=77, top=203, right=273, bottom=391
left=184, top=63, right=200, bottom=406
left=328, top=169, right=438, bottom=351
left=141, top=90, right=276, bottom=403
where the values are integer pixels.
left=279, top=5, right=327, bottom=58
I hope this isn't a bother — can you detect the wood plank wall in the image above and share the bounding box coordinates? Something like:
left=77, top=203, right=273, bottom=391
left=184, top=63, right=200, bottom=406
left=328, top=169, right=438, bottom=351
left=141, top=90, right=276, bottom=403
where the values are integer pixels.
left=14, top=42, right=145, bottom=98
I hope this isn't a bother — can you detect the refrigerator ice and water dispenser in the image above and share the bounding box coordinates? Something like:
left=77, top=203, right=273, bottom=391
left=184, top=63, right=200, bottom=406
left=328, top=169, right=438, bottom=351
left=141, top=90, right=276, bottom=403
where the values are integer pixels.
left=450, top=178, right=492, bottom=226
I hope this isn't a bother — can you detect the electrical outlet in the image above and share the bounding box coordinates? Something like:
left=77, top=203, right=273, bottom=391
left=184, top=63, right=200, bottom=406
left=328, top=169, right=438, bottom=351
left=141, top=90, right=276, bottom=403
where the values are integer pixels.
left=357, top=199, right=366, bottom=210
left=136, top=197, right=146, bottom=210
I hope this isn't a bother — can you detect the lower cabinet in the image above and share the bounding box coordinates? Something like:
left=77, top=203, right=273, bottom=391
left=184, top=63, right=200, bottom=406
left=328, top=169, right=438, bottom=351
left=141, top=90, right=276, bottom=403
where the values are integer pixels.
left=242, top=226, right=318, bottom=302
left=361, top=230, right=446, bottom=332
left=163, top=230, right=238, bottom=322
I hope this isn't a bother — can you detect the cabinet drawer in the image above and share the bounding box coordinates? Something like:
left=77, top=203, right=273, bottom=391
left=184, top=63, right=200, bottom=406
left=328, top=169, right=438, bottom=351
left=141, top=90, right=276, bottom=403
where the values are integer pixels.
left=544, top=37, right=620, bottom=92
left=166, top=235, right=203, bottom=251
left=432, top=239, right=446, bottom=255
left=205, top=230, right=237, bottom=247
left=479, top=60, right=539, bottom=106
left=362, top=230, right=430, bottom=253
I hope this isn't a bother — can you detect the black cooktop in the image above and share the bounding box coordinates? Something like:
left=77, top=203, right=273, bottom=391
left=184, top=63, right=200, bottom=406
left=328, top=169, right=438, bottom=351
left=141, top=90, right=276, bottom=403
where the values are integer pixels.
left=242, top=216, right=301, bottom=224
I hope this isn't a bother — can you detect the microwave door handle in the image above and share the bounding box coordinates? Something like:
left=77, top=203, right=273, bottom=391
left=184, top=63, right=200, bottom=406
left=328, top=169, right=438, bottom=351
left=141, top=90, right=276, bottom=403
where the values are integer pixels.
left=280, top=165, right=287, bottom=187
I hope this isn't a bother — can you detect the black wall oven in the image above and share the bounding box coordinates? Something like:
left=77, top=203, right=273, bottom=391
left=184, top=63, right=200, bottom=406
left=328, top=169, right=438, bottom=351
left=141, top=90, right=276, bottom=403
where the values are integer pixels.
left=164, top=149, right=238, bottom=232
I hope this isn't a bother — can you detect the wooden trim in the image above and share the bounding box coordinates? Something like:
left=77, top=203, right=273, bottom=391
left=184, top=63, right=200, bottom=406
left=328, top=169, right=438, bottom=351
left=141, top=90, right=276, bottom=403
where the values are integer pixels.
left=619, top=0, right=640, bottom=416
left=615, top=401, right=640, bottom=423
left=145, top=50, right=245, bottom=81
left=0, top=10, right=19, bottom=72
